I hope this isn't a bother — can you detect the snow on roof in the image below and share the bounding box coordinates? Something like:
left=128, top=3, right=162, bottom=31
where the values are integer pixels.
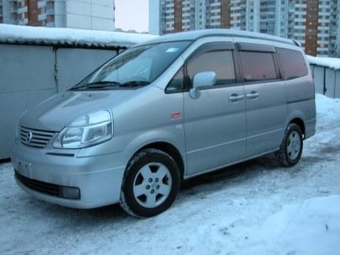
left=307, top=55, right=340, bottom=70
left=0, top=24, right=156, bottom=49
left=1, top=24, right=339, bottom=68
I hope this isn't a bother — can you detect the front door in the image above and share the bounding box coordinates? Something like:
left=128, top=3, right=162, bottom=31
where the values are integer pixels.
left=183, top=43, right=247, bottom=176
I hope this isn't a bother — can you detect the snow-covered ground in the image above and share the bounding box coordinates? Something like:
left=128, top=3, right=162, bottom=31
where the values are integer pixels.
left=1, top=94, right=339, bottom=255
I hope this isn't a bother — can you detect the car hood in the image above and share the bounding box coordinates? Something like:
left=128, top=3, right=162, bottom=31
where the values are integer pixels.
left=20, top=90, right=136, bottom=131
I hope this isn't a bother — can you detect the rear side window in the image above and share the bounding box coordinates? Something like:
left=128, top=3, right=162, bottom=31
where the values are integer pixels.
left=277, top=48, right=308, bottom=80
left=187, top=50, right=236, bottom=87
left=239, top=51, right=278, bottom=82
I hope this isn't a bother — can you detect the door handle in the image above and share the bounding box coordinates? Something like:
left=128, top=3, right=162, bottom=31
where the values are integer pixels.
left=246, top=91, right=260, bottom=99
left=228, top=94, right=245, bottom=102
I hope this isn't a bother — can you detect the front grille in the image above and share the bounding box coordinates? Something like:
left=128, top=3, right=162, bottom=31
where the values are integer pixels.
left=20, top=126, right=55, bottom=148
left=15, top=171, right=61, bottom=197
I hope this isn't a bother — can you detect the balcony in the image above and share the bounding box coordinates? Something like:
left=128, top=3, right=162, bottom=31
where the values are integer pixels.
left=17, top=6, right=28, bottom=14
left=18, top=18, right=28, bottom=25
left=38, top=1, right=46, bottom=8
left=38, top=13, right=47, bottom=21
left=46, top=8, right=55, bottom=15
left=9, top=7, right=19, bottom=14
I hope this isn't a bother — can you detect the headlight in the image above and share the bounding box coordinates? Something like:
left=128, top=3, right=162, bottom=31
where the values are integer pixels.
left=53, top=109, right=113, bottom=149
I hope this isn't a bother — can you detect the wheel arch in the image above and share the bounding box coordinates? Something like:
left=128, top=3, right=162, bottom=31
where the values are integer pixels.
left=132, top=142, right=185, bottom=180
left=288, top=117, right=305, bottom=138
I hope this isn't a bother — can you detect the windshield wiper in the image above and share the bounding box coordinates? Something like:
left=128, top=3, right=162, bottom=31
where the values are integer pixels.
left=71, top=81, right=121, bottom=90
left=119, top=81, right=150, bottom=87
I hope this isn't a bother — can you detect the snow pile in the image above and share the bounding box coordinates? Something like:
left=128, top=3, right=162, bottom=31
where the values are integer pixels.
left=1, top=93, right=340, bottom=255
left=0, top=24, right=156, bottom=48
left=240, top=195, right=340, bottom=255
left=307, top=55, right=340, bottom=70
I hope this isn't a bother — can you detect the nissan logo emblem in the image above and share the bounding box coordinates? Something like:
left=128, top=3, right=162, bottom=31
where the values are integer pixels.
left=25, top=132, right=33, bottom=143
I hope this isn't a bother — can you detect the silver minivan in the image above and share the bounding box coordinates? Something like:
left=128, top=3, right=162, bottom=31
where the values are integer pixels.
left=11, top=30, right=316, bottom=217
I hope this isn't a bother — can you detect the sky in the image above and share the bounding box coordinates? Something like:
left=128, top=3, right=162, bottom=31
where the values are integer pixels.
left=115, top=0, right=149, bottom=32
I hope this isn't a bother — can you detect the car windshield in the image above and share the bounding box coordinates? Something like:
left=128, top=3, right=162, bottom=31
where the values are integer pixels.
left=71, top=41, right=191, bottom=90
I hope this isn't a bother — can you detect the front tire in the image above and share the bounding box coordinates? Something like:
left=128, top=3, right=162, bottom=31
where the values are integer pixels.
left=120, top=149, right=180, bottom=218
left=276, top=123, right=303, bottom=167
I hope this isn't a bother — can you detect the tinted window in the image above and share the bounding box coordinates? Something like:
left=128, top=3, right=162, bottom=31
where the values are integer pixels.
left=277, top=48, right=308, bottom=80
left=187, top=50, right=235, bottom=87
left=239, top=51, right=277, bottom=82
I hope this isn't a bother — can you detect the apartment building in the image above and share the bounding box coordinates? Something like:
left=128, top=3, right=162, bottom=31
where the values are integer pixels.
left=150, top=0, right=340, bottom=56
left=0, top=0, right=115, bottom=31
left=149, top=0, right=226, bottom=34
left=288, top=0, right=339, bottom=56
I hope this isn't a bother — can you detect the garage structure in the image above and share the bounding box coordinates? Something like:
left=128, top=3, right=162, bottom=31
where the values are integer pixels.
left=0, top=25, right=154, bottom=160
left=307, top=56, right=340, bottom=99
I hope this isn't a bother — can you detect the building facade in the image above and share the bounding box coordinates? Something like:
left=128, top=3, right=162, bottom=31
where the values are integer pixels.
left=287, top=0, right=339, bottom=56
left=150, top=0, right=340, bottom=56
left=0, top=0, right=115, bottom=31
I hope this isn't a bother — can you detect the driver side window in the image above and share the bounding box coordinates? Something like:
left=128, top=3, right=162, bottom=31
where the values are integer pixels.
left=187, top=50, right=235, bottom=88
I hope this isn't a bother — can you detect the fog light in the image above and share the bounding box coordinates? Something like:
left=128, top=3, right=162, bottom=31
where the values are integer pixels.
left=61, top=186, right=80, bottom=199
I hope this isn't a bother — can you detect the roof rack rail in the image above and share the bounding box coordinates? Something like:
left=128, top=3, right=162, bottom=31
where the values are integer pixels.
left=292, top=40, right=302, bottom=47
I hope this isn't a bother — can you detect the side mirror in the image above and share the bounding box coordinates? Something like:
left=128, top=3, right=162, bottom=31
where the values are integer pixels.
left=189, top=71, right=216, bottom=99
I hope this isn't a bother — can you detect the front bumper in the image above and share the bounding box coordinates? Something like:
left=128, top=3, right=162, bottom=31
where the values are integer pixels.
left=10, top=139, right=127, bottom=209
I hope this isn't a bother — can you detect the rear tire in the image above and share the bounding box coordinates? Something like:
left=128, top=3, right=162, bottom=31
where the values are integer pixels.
left=276, top=123, right=303, bottom=167
left=120, top=149, right=180, bottom=218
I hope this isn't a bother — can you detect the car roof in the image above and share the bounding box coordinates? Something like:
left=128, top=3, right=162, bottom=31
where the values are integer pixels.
left=137, top=29, right=296, bottom=47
